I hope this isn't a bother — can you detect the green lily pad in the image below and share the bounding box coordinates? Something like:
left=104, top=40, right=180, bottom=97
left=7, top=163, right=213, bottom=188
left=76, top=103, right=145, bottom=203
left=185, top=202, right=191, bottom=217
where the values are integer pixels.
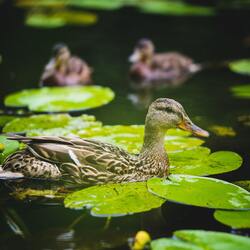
left=151, top=238, right=202, bottom=250
left=214, top=210, right=250, bottom=229
left=169, top=149, right=242, bottom=176
left=174, top=230, right=250, bottom=250
left=64, top=182, right=165, bottom=217
left=209, top=125, right=236, bottom=137
left=0, top=136, right=20, bottom=163
left=139, top=1, right=215, bottom=16
left=80, top=125, right=204, bottom=154
left=231, top=85, right=250, bottom=99
left=4, top=86, right=114, bottom=112
left=229, top=59, right=250, bottom=75
left=26, top=9, right=97, bottom=28
left=0, top=115, right=17, bottom=127
left=147, top=175, right=250, bottom=209
left=234, top=180, right=250, bottom=192
left=3, top=114, right=102, bottom=136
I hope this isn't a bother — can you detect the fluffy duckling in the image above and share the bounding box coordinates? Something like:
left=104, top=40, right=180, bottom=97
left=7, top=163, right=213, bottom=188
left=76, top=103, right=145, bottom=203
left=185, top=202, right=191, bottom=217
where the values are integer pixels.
left=40, top=43, right=92, bottom=87
left=129, top=39, right=201, bottom=82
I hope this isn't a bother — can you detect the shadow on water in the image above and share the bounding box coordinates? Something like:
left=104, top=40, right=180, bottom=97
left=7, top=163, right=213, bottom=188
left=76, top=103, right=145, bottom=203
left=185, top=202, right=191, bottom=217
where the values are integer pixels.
left=1, top=1, right=250, bottom=249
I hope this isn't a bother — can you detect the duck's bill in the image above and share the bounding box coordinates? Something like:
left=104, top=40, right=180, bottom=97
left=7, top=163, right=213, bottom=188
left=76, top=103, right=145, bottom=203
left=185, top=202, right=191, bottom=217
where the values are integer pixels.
left=178, top=120, right=209, bottom=137
left=129, top=50, right=140, bottom=63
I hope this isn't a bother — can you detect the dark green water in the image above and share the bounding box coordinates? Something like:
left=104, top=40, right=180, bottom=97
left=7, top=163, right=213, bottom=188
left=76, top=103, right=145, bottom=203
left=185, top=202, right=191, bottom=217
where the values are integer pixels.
left=0, top=2, right=250, bottom=249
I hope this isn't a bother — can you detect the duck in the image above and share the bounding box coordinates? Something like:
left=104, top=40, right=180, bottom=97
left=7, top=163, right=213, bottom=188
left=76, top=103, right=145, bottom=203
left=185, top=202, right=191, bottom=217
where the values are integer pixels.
left=129, top=39, right=201, bottom=82
left=40, top=43, right=93, bottom=87
left=1, top=98, right=208, bottom=186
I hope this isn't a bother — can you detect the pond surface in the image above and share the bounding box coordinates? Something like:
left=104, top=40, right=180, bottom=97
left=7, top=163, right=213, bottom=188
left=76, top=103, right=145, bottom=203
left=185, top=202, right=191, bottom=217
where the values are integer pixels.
left=0, top=2, right=250, bottom=249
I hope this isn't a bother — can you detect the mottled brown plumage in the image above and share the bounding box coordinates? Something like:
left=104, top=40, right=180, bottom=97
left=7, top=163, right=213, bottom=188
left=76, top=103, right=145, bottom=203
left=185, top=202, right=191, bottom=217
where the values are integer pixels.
left=2, top=98, right=209, bottom=185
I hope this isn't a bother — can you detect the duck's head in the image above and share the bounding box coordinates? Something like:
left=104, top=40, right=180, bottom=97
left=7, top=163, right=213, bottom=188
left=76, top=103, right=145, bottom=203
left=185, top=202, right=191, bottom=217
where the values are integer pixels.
left=52, top=43, right=71, bottom=61
left=146, top=98, right=209, bottom=137
left=129, top=39, right=155, bottom=63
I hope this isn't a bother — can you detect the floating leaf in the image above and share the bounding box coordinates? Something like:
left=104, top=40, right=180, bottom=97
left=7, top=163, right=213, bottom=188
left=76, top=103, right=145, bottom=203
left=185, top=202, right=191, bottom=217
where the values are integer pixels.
left=151, top=238, right=202, bottom=250
left=0, top=115, right=17, bottom=127
left=214, top=210, right=250, bottom=229
left=231, top=85, right=250, bottom=99
left=26, top=9, right=97, bottom=28
left=169, top=149, right=242, bottom=176
left=234, top=180, right=250, bottom=192
left=80, top=125, right=204, bottom=154
left=147, top=175, right=250, bottom=209
left=4, top=86, right=115, bottom=112
left=11, top=188, right=66, bottom=201
left=64, top=182, right=165, bottom=217
left=3, top=114, right=102, bottom=136
left=229, top=59, right=250, bottom=75
left=209, top=125, right=236, bottom=137
left=238, top=115, right=250, bottom=127
left=139, top=1, right=215, bottom=16
left=0, top=136, right=19, bottom=163
left=174, top=230, right=250, bottom=250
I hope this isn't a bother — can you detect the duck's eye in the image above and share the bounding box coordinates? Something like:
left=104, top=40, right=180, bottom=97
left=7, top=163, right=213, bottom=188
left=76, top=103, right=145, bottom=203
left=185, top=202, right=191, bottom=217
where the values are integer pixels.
left=157, top=106, right=173, bottom=112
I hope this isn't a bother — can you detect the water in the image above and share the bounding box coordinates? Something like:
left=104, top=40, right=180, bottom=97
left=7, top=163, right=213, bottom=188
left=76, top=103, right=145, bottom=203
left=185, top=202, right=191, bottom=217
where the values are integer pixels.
left=0, top=3, right=250, bottom=249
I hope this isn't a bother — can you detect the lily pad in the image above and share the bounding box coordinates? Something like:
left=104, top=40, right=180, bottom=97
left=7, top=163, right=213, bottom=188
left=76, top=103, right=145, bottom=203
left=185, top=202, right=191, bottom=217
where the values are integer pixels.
left=80, top=125, right=204, bottom=154
left=151, top=238, right=202, bottom=250
left=229, top=59, right=250, bottom=75
left=214, top=210, right=250, bottom=229
left=169, top=149, right=242, bottom=176
left=4, top=86, right=115, bottom=112
left=3, top=114, right=102, bottom=136
left=174, top=230, right=250, bottom=250
left=234, top=180, right=250, bottom=192
left=209, top=125, right=236, bottom=137
left=231, top=85, right=250, bottom=99
left=147, top=175, right=250, bottom=209
left=26, top=9, right=97, bottom=28
left=0, top=136, right=19, bottom=163
left=139, top=1, right=215, bottom=16
left=0, top=115, right=16, bottom=127
left=64, top=182, right=165, bottom=217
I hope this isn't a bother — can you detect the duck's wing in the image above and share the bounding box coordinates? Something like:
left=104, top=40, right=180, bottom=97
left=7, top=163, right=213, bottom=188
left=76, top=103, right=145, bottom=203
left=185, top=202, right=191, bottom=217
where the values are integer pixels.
left=7, top=135, right=134, bottom=174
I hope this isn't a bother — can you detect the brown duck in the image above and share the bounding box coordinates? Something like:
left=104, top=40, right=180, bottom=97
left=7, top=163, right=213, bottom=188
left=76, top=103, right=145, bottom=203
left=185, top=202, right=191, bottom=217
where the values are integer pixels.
left=2, top=98, right=208, bottom=185
left=129, top=39, right=201, bottom=82
left=40, top=43, right=92, bottom=87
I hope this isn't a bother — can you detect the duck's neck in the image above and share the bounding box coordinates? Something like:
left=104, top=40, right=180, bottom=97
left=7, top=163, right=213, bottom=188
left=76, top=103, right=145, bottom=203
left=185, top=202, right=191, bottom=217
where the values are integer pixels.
left=140, top=124, right=168, bottom=166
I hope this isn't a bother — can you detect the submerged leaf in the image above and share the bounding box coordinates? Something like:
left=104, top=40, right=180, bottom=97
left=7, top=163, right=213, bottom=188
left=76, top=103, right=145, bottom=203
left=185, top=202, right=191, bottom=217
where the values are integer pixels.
left=209, top=125, right=236, bottom=137
left=64, top=182, right=165, bottom=217
left=26, top=9, right=97, bottom=28
left=231, top=85, right=250, bottom=99
left=0, top=136, right=19, bottom=163
left=3, top=114, right=102, bottom=136
left=229, top=59, right=250, bottom=75
left=174, top=230, right=250, bottom=250
left=4, top=86, right=115, bottom=112
left=147, top=175, right=250, bottom=209
left=214, top=210, right=250, bottom=229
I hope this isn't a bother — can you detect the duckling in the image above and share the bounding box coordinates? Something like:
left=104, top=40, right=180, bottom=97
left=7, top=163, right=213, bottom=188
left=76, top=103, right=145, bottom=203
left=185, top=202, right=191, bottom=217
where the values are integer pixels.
left=1, top=98, right=208, bottom=186
left=129, top=39, right=201, bottom=82
left=40, top=43, right=92, bottom=87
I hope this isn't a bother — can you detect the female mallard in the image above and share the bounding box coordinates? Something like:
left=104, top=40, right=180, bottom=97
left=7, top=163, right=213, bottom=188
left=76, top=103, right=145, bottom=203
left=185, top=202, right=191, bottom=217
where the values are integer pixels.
left=2, top=98, right=208, bottom=185
left=129, top=39, right=201, bottom=82
left=40, top=43, right=92, bottom=87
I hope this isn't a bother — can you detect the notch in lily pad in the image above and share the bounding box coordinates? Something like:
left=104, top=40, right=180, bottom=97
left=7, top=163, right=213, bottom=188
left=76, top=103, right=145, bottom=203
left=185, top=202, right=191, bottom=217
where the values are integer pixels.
left=147, top=175, right=250, bottom=210
left=4, top=86, right=115, bottom=113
